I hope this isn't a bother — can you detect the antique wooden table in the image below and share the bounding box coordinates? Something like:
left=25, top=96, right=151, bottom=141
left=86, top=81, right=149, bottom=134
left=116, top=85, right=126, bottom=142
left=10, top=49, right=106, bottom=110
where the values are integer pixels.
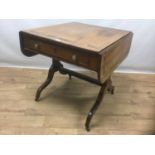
left=19, top=22, right=133, bottom=131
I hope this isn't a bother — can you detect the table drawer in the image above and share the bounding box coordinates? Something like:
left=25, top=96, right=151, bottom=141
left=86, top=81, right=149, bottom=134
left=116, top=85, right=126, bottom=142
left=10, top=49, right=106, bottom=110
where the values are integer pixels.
left=22, top=34, right=99, bottom=71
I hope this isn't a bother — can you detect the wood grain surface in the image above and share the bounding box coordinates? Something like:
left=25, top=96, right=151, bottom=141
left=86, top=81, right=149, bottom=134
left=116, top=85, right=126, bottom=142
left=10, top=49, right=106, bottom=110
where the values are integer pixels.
left=24, top=22, right=130, bottom=52
left=0, top=67, right=155, bottom=135
left=20, top=23, right=133, bottom=83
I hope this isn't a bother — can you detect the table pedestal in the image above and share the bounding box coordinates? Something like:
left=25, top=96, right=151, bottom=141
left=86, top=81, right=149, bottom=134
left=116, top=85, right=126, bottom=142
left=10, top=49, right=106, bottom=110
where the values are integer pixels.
left=35, top=59, right=114, bottom=131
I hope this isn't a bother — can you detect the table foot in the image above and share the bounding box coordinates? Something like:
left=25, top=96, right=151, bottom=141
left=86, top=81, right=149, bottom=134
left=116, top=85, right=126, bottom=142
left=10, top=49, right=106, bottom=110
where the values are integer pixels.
left=107, top=77, right=115, bottom=95
left=85, top=81, right=108, bottom=131
left=35, top=60, right=60, bottom=101
left=69, top=74, right=72, bottom=80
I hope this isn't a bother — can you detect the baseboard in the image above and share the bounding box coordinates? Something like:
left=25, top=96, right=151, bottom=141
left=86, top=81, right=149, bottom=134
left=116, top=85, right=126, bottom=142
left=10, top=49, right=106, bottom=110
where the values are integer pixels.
left=0, top=65, right=155, bottom=75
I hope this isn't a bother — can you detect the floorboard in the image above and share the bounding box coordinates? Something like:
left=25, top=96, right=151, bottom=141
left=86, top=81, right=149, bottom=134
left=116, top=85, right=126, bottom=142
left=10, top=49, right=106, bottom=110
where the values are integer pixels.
left=0, top=67, right=155, bottom=135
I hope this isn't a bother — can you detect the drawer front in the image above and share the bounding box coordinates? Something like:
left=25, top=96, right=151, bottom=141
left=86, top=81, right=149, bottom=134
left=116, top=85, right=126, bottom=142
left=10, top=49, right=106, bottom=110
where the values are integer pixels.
left=22, top=35, right=99, bottom=71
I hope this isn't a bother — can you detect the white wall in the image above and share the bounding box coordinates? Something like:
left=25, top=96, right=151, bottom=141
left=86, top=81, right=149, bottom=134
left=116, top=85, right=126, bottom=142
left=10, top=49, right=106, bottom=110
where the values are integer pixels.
left=0, top=19, right=155, bottom=73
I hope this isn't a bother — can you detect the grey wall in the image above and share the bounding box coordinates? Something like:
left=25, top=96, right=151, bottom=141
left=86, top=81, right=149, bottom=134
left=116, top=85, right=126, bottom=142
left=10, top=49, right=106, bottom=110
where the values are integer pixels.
left=0, top=19, right=155, bottom=73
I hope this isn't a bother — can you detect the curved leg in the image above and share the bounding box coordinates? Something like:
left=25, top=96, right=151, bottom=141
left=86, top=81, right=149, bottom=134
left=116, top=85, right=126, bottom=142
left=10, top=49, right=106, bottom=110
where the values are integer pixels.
left=35, top=60, right=59, bottom=101
left=85, top=81, right=108, bottom=131
left=107, top=77, right=115, bottom=95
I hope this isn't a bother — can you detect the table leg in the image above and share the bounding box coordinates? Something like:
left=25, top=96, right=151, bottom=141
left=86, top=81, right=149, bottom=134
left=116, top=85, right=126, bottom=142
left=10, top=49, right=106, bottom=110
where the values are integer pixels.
left=85, top=81, right=108, bottom=131
left=35, top=59, right=60, bottom=101
left=35, top=59, right=115, bottom=131
left=69, top=74, right=72, bottom=80
left=107, top=77, right=115, bottom=94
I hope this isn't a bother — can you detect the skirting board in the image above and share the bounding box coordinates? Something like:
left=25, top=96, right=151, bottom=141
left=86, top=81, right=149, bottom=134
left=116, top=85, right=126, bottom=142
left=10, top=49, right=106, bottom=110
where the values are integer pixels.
left=0, top=64, right=155, bottom=75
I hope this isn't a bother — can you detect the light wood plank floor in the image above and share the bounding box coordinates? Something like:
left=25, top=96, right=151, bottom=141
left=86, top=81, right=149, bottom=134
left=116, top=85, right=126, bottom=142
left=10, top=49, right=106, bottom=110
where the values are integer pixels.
left=0, top=67, right=155, bottom=135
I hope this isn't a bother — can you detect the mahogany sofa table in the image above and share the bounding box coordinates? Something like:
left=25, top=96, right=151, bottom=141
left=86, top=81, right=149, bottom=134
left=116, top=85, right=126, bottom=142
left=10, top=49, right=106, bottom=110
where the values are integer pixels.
left=19, top=22, right=133, bottom=131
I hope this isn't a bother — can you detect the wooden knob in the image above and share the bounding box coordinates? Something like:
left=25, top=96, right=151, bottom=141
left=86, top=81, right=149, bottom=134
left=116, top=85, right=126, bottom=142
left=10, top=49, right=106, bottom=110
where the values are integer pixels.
left=34, top=43, right=39, bottom=49
left=72, top=54, right=77, bottom=61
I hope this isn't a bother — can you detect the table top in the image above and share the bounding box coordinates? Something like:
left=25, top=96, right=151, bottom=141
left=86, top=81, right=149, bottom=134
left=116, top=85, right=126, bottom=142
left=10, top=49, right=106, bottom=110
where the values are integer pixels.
left=24, top=22, right=131, bottom=52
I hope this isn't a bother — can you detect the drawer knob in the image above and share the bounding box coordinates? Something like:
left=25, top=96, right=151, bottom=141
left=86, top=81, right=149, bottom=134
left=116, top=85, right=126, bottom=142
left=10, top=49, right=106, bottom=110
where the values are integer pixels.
left=72, top=54, right=77, bottom=61
left=34, top=43, right=39, bottom=49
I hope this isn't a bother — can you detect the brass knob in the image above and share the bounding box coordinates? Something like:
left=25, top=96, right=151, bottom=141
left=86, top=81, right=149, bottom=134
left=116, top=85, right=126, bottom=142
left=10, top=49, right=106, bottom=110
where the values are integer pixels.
left=72, top=54, right=77, bottom=61
left=34, top=43, right=39, bottom=49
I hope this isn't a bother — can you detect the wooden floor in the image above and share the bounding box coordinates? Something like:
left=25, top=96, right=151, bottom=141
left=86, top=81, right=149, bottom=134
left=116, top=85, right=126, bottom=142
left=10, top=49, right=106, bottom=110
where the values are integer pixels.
left=0, top=67, right=155, bottom=135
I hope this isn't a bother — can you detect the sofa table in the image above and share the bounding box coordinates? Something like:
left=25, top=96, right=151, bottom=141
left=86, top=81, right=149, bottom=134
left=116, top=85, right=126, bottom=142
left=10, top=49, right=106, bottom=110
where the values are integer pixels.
left=19, top=22, right=133, bottom=131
